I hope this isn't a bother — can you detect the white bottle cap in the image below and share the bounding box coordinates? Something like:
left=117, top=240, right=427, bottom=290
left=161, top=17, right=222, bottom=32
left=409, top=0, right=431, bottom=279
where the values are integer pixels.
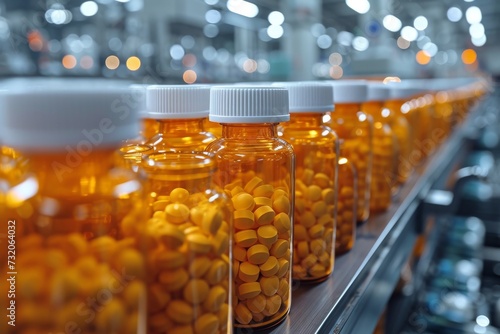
left=209, top=86, right=289, bottom=123
left=130, top=84, right=148, bottom=118
left=272, top=82, right=333, bottom=113
left=0, top=86, right=139, bottom=152
left=328, top=80, right=368, bottom=104
left=367, top=83, right=390, bottom=102
left=146, top=85, right=210, bottom=119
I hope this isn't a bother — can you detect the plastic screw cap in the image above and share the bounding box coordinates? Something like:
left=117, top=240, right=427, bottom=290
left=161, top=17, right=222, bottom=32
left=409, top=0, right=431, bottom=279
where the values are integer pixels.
left=209, top=86, right=289, bottom=123
left=0, top=86, right=139, bottom=151
left=386, top=83, right=424, bottom=100
left=328, top=80, right=368, bottom=104
left=272, top=82, right=333, bottom=113
left=367, top=83, right=391, bottom=102
left=146, top=85, right=210, bottom=119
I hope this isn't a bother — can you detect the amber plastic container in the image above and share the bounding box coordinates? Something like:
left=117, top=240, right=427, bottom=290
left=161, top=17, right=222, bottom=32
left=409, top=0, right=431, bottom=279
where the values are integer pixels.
left=206, top=86, right=294, bottom=329
left=433, top=90, right=454, bottom=141
left=417, top=94, right=439, bottom=159
left=362, top=85, right=396, bottom=213
left=335, top=157, right=357, bottom=254
left=0, top=87, right=148, bottom=334
left=140, top=152, right=232, bottom=334
left=326, top=82, right=373, bottom=223
left=205, top=118, right=222, bottom=138
left=276, top=82, right=338, bottom=282
left=145, top=85, right=216, bottom=152
left=384, top=87, right=416, bottom=185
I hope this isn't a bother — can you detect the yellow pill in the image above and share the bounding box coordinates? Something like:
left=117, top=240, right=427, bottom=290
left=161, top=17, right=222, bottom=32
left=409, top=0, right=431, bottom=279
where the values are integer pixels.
left=95, top=299, right=126, bottom=332
left=159, top=268, right=189, bottom=291
left=170, top=188, right=190, bottom=203
left=317, top=214, right=332, bottom=226
left=322, top=188, right=335, bottom=205
left=203, top=285, right=227, bottom=312
left=277, top=278, right=289, bottom=298
left=201, top=207, right=223, bottom=234
left=301, top=254, right=318, bottom=269
left=259, top=256, right=279, bottom=277
left=123, top=281, right=146, bottom=310
left=302, top=168, right=314, bottom=185
left=183, top=279, right=210, bottom=305
left=232, top=192, right=255, bottom=211
left=313, top=173, right=331, bottom=188
left=165, top=203, right=190, bottom=224
left=247, top=244, right=270, bottom=265
left=263, top=295, right=282, bottom=316
left=233, top=260, right=240, bottom=278
left=325, top=227, right=334, bottom=244
left=299, top=211, right=316, bottom=228
left=234, top=210, right=255, bottom=230
left=212, top=230, right=229, bottom=256
left=311, top=201, right=327, bottom=218
left=190, top=206, right=204, bottom=225
left=187, top=233, right=212, bottom=253
left=153, top=250, right=186, bottom=270
left=257, top=225, right=278, bottom=246
left=244, top=176, right=264, bottom=193
left=234, top=230, right=258, bottom=248
left=310, top=239, right=326, bottom=256
left=254, top=206, right=276, bottom=225
left=246, top=293, right=266, bottom=313
left=152, top=209, right=166, bottom=219
left=273, top=213, right=291, bottom=234
left=260, top=276, right=279, bottom=296
left=253, top=184, right=274, bottom=198
left=271, top=188, right=289, bottom=202
left=277, top=258, right=290, bottom=278
left=66, top=233, right=87, bottom=257
left=305, top=185, right=322, bottom=202
left=150, top=311, right=174, bottom=332
left=252, top=311, right=265, bottom=322
left=148, top=284, right=171, bottom=313
left=234, top=246, right=247, bottom=262
left=239, top=262, right=260, bottom=282
left=309, top=224, right=325, bottom=239
left=309, top=264, right=327, bottom=277
left=238, top=282, right=261, bottom=300
left=157, top=224, right=185, bottom=249
left=166, top=300, right=194, bottom=324
left=153, top=199, right=170, bottom=212
left=74, top=256, right=98, bottom=276
left=273, top=196, right=290, bottom=214
left=235, top=303, right=253, bottom=325
left=295, top=198, right=307, bottom=214
left=293, top=264, right=307, bottom=279
left=340, top=187, right=354, bottom=197
left=90, top=236, right=117, bottom=260
left=205, top=259, right=228, bottom=285
left=231, top=186, right=245, bottom=197
left=270, top=239, right=289, bottom=258
left=254, top=197, right=273, bottom=209
left=194, top=313, right=219, bottom=334
left=319, top=251, right=331, bottom=267
left=218, top=303, right=229, bottom=330
left=225, top=179, right=243, bottom=190
left=297, top=241, right=309, bottom=259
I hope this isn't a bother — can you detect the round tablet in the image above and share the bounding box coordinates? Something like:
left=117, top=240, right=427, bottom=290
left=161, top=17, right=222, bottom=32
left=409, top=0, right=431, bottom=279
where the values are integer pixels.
left=277, top=259, right=290, bottom=278
left=299, top=211, right=316, bottom=228
left=159, top=268, right=189, bottom=291
left=238, top=282, right=261, bottom=300
left=203, top=285, right=227, bottom=312
left=259, top=256, right=279, bottom=277
left=272, top=196, right=290, bottom=214
left=253, top=184, right=274, bottom=198
left=247, top=244, right=270, bottom=265
left=234, top=230, right=258, bottom=248
left=235, top=303, right=252, bottom=325
left=313, top=173, right=331, bottom=188
left=311, top=201, right=327, bottom=218
left=186, top=233, right=212, bottom=254
left=322, top=188, right=335, bottom=205
left=254, top=206, right=276, bottom=225
left=194, top=313, right=219, bottom=334
left=308, top=224, right=325, bottom=239
left=270, top=239, right=289, bottom=258
left=166, top=300, right=194, bottom=324
left=201, top=207, right=223, bottom=234
left=244, top=176, right=264, bottom=193
left=157, top=224, right=185, bottom=249
left=165, top=203, right=190, bottom=224
left=305, top=185, right=322, bottom=202
left=260, top=276, right=279, bottom=296
left=183, top=279, right=210, bottom=305
left=273, top=213, right=291, bottom=234
left=234, top=210, right=255, bottom=230
left=257, top=225, right=278, bottom=246
left=238, top=262, right=260, bottom=283
left=170, top=188, right=190, bottom=203
left=254, top=196, right=273, bottom=209
left=246, top=294, right=266, bottom=313
left=232, top=192, right=255, bottom=211
left=188, top=257, right=212, bottom=278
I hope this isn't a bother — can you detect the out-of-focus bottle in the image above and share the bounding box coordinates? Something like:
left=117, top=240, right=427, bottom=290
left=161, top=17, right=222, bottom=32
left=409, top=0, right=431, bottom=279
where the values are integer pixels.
left=140, top=152, right=233, bottom=334
left=145, top=85, right=216, bottom=152
left=206, top=86, right=294, bottom=329
left=325, top=81, right=373, bottom=223
left=0, top=87, right=148, bottom=334
left=362, top=84, right=396, bottom=213
left=276, top=82, right=338, bottom=282
left=336, top=157, right=357, bottom=254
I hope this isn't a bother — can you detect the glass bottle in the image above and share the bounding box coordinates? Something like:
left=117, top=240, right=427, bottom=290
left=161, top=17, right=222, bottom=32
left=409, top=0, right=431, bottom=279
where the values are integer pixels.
left=326, top=82, right=373, bottom=223
left=0, top=87, right=147, bottom=334
left=206, top=86, right=294, bottom=329
left=145, top=85, right=216, bottom=153
left=362, top=85, right=396, bottom=213
left=276, top=82, right=338, bottom=282
left=335, top=157, right=357, bottom=254
left=140, top=152, right=232, bottom=334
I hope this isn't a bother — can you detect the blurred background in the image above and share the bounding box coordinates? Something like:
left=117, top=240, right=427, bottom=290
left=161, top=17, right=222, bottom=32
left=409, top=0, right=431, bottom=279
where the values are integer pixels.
left=0, top=0, right=496, bottom=83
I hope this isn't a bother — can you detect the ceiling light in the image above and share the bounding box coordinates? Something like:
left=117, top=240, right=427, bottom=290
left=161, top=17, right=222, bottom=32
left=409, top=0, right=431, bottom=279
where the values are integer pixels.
left=346, top=0, right=370, bottom=14
left=413, top=16, right=428, bottom=30
left=227, top=0, right=259, bottom=18
left=447, top=7, right=462, bottom=22
left=383, top=15, right=402, bottom=32
left=466, top=6, right=482, bottom=24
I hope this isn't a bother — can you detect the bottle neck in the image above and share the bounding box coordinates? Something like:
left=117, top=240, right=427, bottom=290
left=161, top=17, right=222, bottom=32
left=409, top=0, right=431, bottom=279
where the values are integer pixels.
left=288, top=113, right=324, bottom=127
left=221, top=123, right=278, bottom=139
left=332, top=103, right=360, bottom=117
left=157, top=118, right=206, bottom=134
